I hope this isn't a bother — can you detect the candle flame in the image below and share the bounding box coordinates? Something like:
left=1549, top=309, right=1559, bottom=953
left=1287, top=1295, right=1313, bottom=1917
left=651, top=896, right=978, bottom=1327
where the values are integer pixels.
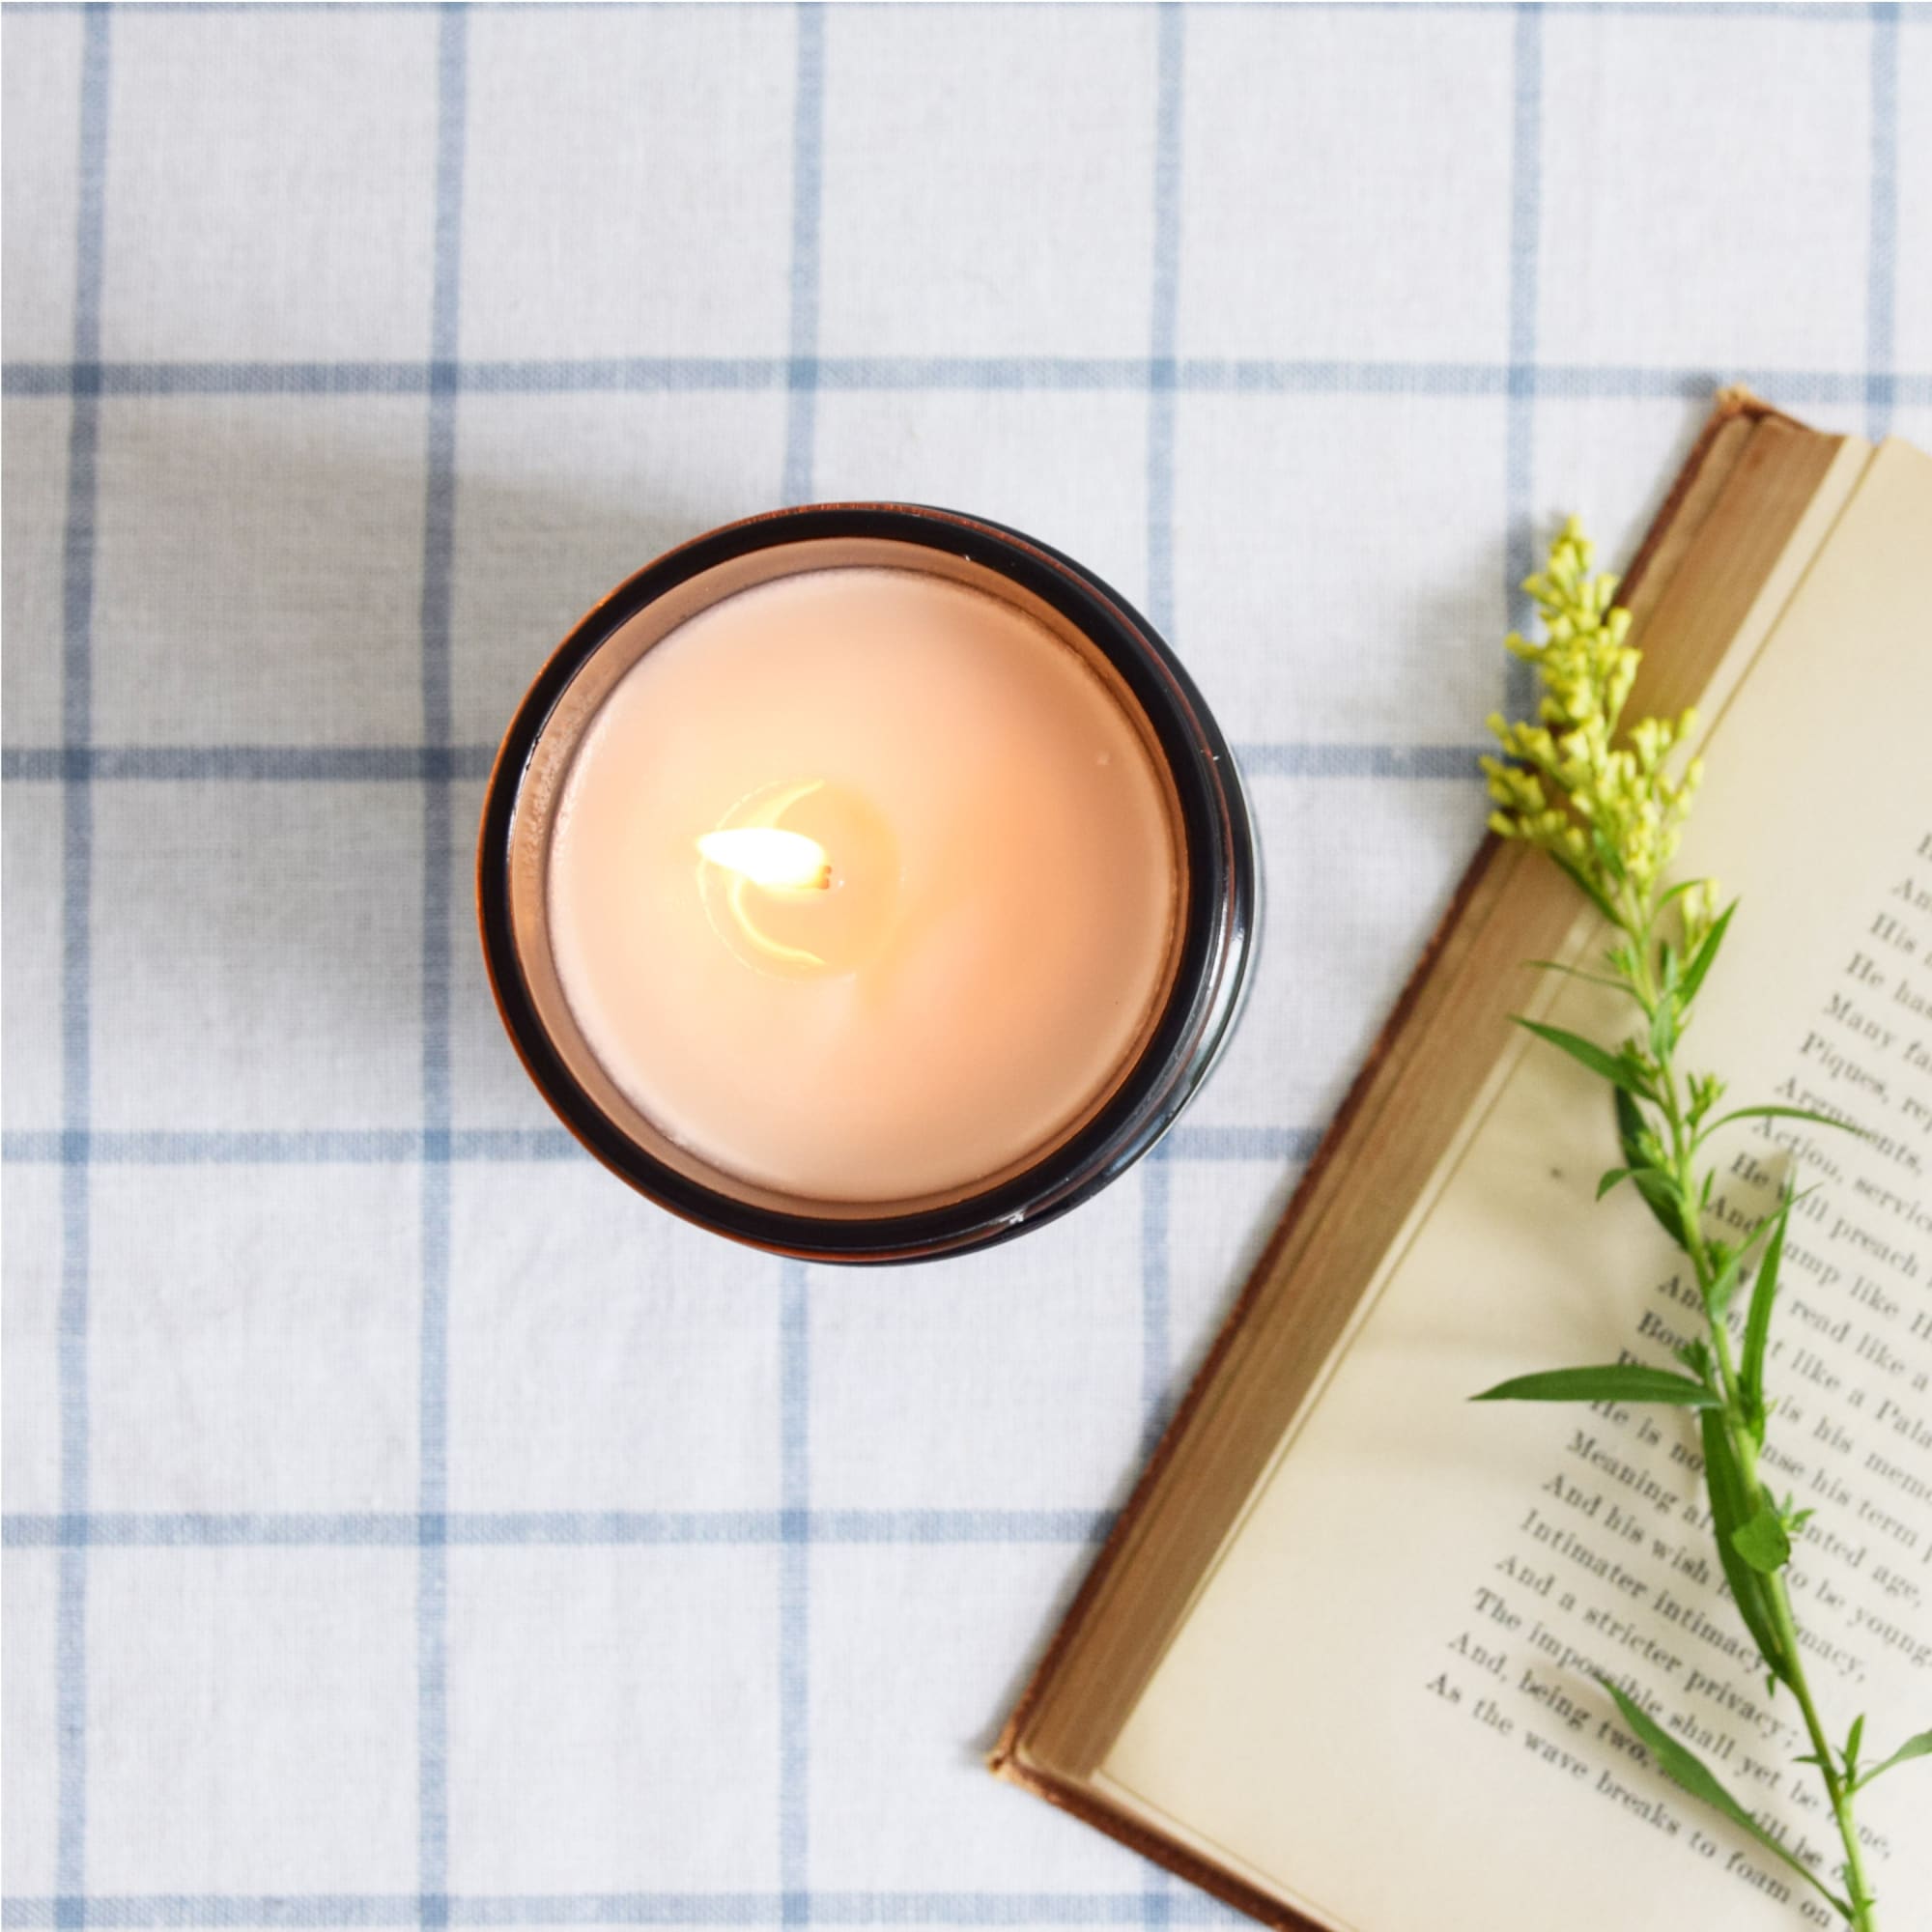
left=696, top=826, right=832, bottom=892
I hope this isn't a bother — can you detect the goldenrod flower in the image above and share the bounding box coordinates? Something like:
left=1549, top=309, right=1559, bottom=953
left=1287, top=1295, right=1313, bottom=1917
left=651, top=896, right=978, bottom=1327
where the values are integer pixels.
left=1475, top=522, right=1904, bottom=1932
left=1485, top=519, right=1702, bottom=914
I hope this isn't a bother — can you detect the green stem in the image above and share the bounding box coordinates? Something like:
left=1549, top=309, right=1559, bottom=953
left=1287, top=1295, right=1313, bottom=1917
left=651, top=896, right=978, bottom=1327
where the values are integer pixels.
left=1766, top=1579, right=1879, bottom=1928
left=1615, top=891, right=1877, bottom=1929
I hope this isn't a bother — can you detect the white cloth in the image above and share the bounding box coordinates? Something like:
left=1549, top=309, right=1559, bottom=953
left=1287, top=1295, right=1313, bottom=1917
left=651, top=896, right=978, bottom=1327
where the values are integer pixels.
left=5, top=1, right=1929, bottom=1919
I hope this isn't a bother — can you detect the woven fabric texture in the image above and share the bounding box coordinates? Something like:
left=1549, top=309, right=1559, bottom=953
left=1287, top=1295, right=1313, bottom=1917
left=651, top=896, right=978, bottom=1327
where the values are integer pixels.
left=4, top=3, right=1930, bottom=1922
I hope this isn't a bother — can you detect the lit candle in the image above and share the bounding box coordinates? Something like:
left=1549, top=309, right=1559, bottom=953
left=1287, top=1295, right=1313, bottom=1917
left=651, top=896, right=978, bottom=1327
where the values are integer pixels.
left=480, top=507, right=1256, bottom=1260
left=548, top=565, right=1179, bottom=1203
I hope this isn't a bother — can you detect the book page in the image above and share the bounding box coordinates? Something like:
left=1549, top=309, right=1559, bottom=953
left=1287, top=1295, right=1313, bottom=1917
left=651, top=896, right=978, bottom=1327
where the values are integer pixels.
left=1097, top=439, right=1932, bottom=1932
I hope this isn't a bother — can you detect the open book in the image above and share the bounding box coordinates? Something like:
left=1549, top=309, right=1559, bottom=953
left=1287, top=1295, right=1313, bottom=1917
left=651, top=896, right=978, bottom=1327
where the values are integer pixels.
left=991, top=393, right=1932, bottom=1930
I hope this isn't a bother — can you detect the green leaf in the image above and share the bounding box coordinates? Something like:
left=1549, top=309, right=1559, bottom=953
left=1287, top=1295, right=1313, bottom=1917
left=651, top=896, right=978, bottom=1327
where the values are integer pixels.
left=1687, top=1071, right=1726, bottom=1128
left=1739, top=1196, right=1792, bottom=1441
left=1598, top=1680, right=1849, bottom=1916
left=1854, top=1727, right=1932, bottom=1793
left=1588, top=826, right=1627, bottom=893
left=1676, top=898, right=1738, bottom=1009
left=1701, top=1412, right=1789, bottom=1682
left=1613, top=1090, right=1690, bottom=1248
left=1596, top=1167, right=1633, bottom=1200
left=1844, top=1716, right=1865, bottom=1780
left=1703, top=1103, right=1863, bottom=1140
left=1615, top=1097, right=1692, bottom=1244
left=1703, top=1207, right=1783, bottom=1324
left=1524, top=959, right=1637, bottom=997
left=1550, top=853, right=1623, bottom=928
left=1731, top=1503, right=1792, bottom=1576
left=1649, top=1007, right=1677, bottom=1065
left=1514, top=1017, right=1652, bottom=1096
left=1615, top=1087, right=1655, bottom=1160
left=1630, top=1167, right=1690, bottom=1249
left=1473, top=1364, right=1719, bottom=1408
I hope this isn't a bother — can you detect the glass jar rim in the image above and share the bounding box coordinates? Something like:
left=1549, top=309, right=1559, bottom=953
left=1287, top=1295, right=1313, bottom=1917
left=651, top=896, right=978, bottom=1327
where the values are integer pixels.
left=476, top=502, right=1258, bottom=1264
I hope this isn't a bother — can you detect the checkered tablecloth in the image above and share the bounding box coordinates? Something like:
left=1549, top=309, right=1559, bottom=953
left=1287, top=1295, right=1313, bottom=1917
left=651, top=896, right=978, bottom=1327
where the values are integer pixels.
left=4, top=3, right=1928, bottom=1924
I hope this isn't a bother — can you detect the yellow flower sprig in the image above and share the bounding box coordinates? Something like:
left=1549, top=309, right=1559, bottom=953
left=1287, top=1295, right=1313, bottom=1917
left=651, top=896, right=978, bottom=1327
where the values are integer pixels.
left=1471, top=521, right=1926, bottom=1932
left=1480, top=518, right=1704, bottom=914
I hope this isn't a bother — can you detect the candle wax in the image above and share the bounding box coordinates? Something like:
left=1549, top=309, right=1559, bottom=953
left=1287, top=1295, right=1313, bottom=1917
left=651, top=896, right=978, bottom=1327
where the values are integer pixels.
left=547, top=565, right=1181, bottom=1204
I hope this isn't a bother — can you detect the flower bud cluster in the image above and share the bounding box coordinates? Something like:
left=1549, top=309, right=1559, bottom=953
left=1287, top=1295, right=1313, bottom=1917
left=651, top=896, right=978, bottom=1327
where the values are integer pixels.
left=1481, top=518, right=1703, bottom=905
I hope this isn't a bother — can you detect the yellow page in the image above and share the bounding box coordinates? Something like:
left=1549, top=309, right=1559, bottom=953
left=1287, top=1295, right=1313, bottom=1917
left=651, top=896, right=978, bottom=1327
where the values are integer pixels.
left=1099, top=440, right=1932, bottom=1932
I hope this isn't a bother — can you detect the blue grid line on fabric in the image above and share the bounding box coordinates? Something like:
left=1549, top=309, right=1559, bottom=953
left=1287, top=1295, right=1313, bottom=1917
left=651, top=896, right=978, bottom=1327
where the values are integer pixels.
left=0, top=1123, right=1322, bottom=1169
left=1140, top=13, right=1186, bottom=1919
left=779, top=1260, right=812, bottom=1919
left=0, top=1, right=1893, bottom=15
left=1867, top=2, right=1901, bottom=442
left=777, top=11, right=827, bottom=1906
left=8, top=358, right=1932, bottom=403
left=414, top=11, right=469, bottom=1926
left=3, top=1130, right=556, bottom=1164
left=781, top=3, right=827, bottom=508
left=1138, top=1156, right=1171, bottom=1459
left=1502, top=3, right=1544, bottom=723
left=0, top=741, right=1488, bottom=784
left=53, top=5, right=113, bottom=1913
left=0, top=747, right=496, bottom=781
left=1155, top=1124, right=1321, bottom=1163
left=1145, top=1, right=1184, bottom=645
left=0, top=1891, right=1253, bottom=1930
left=1548, top=1, right=1916, bottom=13
left=1136, top=0, right=1185, bottom=1572
left=1234, top=741, right=1487, bottom=780
left=5, top=14, right=1914, bottom=1922
left=0, top=1508, right=1116, bottom=1550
